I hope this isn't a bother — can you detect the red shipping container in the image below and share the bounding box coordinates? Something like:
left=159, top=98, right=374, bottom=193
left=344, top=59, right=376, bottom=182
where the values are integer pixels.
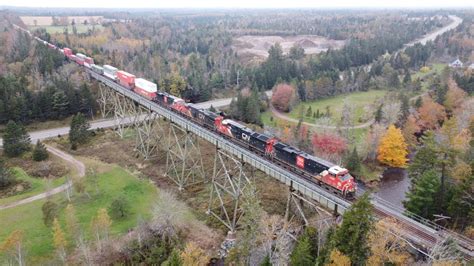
left=117, top=70, right=136, bottom=89
left=63, top=48, right=72, bottom=56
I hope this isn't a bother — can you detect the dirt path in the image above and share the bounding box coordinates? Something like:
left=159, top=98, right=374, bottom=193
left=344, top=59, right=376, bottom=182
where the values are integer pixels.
left=0, top=145, right=84, bottom=210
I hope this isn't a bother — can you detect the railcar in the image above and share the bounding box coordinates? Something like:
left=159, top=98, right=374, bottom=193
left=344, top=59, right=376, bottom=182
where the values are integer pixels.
left=36, top=33, right=357, bottom=197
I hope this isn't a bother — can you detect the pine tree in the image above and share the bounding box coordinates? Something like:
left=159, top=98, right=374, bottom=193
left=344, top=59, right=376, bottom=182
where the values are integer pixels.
left=109, top=196, right=131, bottom=220
left=399, top=94, right=410, bottom=125
left=377, top=125, right=408, bottom=168
left=414, top=97, right=423, bottom=108
left=247, top=89, right=262, bottom=126
left=403, top=71, right=411, bottom=84
left=306, top=106, right=312, bottom=117
left=32, top=140, right=49, bottom=161
left=52, top=90, right=69, bottom=119
left=331, top=193, right=374, bottom=265
left=0, top=159, right=14, bottom=189
left=374, top=104, right=383, bottom=123
left=162, top=249, right=183, bottom=266
left=290, top=233, right=314, bottom=265
left=260, top=255, right=272, bottom=266
left=3, top=120, right=31, bottom=157
left=69, top=113, right=90, bottom=149
left=346, top=147, right=361, bottom=174
left=42, top=200, right=58, bottom=227
left=408, top=132, right=439, bottom=183
left=404, top=170, right=440, bottom=219
left=52, top=218, right=67, bottom=261
left=209, top=105, right=216, bottom=112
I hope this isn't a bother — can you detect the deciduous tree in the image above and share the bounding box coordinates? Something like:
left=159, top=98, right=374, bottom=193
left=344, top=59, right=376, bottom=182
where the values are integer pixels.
left=327, top=249, right=351, bottom=266
left=180, top=242, right=209, bottom=266
left=52, top=218, right=67, bottom=261
left=402, top=114, right=420, bottom=148
left=312, top=132, right=347, bottom=162
left=417, top=97, right=446, bottom=130
left=0, top=230, right=25, bottom=266
left=367, top=218, right=409, bottom=265
left=65, top=204, right=80, bottom=241
left=377, top=125, right=408, bottom=168
left=271, top=83, right=297, bottom=112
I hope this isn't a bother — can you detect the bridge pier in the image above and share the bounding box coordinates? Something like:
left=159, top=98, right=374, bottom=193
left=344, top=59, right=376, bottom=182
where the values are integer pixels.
left=207, top=146, right=252, bottom=233
left=285, top=182, right=334, bottom=226
left=133, top=106, right=165, bottom=160
left=165, top=123, right=205, bottom=190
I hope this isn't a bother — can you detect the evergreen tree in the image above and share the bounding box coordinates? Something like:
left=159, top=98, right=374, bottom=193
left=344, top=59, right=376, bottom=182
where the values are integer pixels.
left=162, top=249, right=183, bottom=266
left=389, top=72, right=400, bottom=88
left=0, top=159, right=14, bottom=189
left=52, top=90, right=69, bottom=119
left=108, top=196, right=131, bottom=220
left=346, top=147, right=361, bottom=174
left=399, top=94, right=410, bottom=124
left=403, top=71, right=411, bottom=84
left=32, top=140, right=49, bottom=161
left=404, top=170, right=440, bottom=219
left=42, top=200, right=59, bottom=227
left=290, top=230, right=315, bottom=266
left=408, top=132, right=439, bottom=183
left=209, top=105, right=216, bottom=112
left=414, top=97, right=423, bottom=108
left=260, top=255, right=272, bottom=266
left=306, top=106, right=312, bottom=117
left=3, top=120, right=31, bottom=157
left=374, top=104, right=383, bottom=123
left=331, top=193, right=374, bottom=265
left=247, top=90, right=262, bottom=126
left=69, top=113, right=90, bottom=149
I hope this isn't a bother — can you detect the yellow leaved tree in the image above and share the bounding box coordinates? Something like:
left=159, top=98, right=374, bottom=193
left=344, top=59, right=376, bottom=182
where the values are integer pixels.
left=52, top=218, right=67, bottom=261
left=0, top=230, right=25, bottom=265
left=181, top=242, right=209, bottom=266
left=327, top=249, right=351, bottom=266
left=377, top=125, right=408, bottom=168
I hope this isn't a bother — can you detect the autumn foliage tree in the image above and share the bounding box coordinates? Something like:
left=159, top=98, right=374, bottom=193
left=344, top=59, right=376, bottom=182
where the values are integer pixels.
left=402, top=115, right=420, bottom=148
left=417, top=96, right=446, bottom=130
left=0, top=230, right=25, bottom=265
left=52, top=218, right=67, bottom=261
left=271, top=83, right=297, bottom=112
left=377, top=125, right=408, bottom=168
left=180, top=242, right=209, bottom=266
left=312, top=132, right=347, bottom=162
left=327, top=249, right=351, bottom=266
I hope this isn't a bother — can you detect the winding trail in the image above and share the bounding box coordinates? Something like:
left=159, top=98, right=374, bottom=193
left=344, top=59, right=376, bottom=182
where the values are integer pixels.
left=0, top=145, right=85, bottom=211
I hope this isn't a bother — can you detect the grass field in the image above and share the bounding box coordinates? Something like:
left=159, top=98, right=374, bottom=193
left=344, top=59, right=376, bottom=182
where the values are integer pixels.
left=28, top=25, right=104, bottom=34
left=0, top=166, right=157, bottom=263
left=0, top=168, right=65, bottom=205
left=263, top=90, right=386, bottom=126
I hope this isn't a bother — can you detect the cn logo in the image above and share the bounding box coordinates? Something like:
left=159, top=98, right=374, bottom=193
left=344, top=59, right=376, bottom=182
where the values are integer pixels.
left=198, top=113, right=205, bottom=120
left=242, top=133, right=250, bottom=142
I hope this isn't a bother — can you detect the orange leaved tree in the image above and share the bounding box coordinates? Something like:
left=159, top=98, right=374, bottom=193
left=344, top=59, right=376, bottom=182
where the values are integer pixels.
left=377, top=125, right=408, bottom=168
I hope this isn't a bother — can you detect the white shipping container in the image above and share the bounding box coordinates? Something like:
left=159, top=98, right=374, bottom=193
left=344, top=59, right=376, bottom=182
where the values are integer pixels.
left=103, top=65, right=118, bottom=80
left=135, top=78, right=157, bottom=93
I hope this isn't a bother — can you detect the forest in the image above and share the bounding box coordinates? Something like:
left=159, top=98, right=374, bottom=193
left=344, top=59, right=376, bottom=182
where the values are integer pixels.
left=0, top=8, right=473, bottom=265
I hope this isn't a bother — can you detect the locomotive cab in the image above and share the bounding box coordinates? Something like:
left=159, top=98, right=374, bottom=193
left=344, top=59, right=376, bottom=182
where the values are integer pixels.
left=327, top=166, right=356, bottom=195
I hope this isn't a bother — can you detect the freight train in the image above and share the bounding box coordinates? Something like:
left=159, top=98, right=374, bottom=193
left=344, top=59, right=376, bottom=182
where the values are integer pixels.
left=25, top=28, right=357, bottom=197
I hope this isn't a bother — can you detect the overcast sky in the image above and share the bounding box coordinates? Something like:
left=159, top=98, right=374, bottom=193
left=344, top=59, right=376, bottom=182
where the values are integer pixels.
left=2, top=0, right=473, bottom=9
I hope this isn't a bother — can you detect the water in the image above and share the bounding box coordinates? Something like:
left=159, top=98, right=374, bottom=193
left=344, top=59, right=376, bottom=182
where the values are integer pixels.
left=375, top=168, right=410, bottom=209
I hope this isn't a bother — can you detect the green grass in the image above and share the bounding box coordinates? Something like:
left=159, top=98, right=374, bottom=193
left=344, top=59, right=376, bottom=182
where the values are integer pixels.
left=287, top=90, right=387, bottom=125
left=0, top=166, right=157, bottom=263
left=412, top=63, right=446, bottom=80
left=0, top=168, right=65, bottom=205
left=28, top=25, right=104, bottom=34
